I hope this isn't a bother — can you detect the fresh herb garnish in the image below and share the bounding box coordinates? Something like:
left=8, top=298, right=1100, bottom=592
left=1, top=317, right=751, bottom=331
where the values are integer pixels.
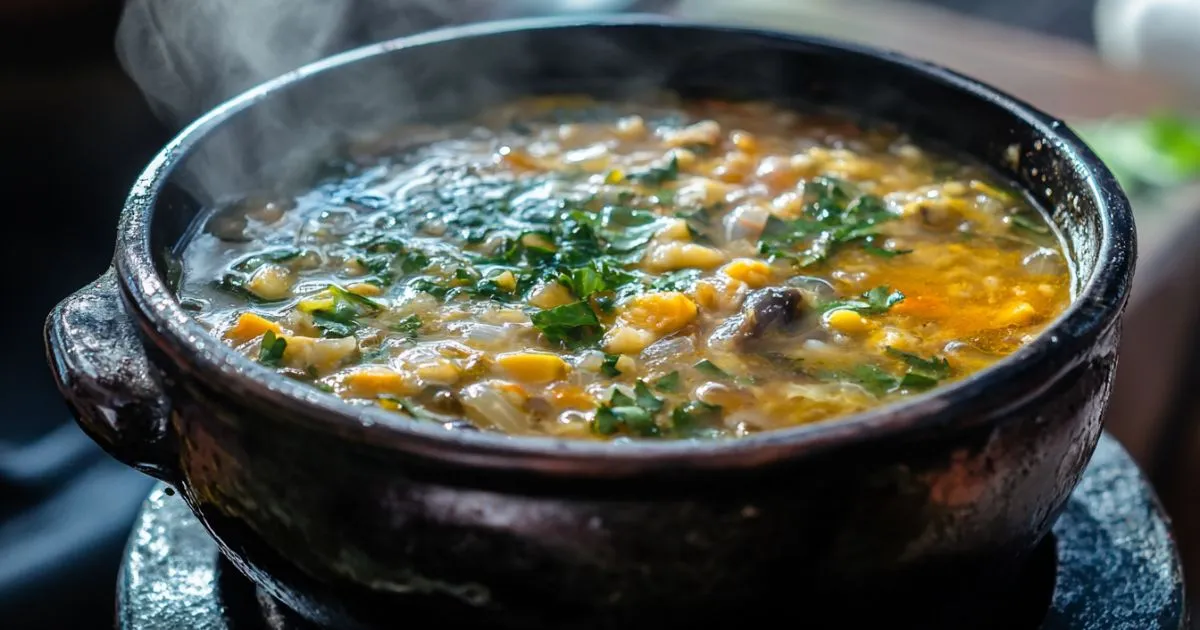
left=560, top=259, right=640, bottom=300
left=306, top=285, right=384, bottom=338
left=886, top=347, right=952, bottom=381
left=819, top=286, right=906, bottom=315
left=391, top=315, right=422, bottom=339
left=653, top=371, right=681, bottom=393
left=592, top=381, right=665, bottom=437
left=669, top=401, right=724, bottom=437
left=694, top=359, right=730, bottom=379
left=258, top=330, right=287, bottom=367
left=650, top=269, right=701, bottom=292
left=601, top=354, right=622, bottom=377
left=862, top=243, right=913, bottom=258
left=757, top=177, right=897, bottom=266
left=531, top=301, right=601, bottom=347
left=624, top=155, right=680, bottom=186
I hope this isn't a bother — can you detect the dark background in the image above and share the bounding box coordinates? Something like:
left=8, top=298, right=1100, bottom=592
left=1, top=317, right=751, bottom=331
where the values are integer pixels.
left=0, top=0, right=1096, bottom=627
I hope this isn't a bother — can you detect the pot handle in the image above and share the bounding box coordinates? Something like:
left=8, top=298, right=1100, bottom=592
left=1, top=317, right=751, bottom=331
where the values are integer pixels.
left=44, top=266, right=177, bottom=482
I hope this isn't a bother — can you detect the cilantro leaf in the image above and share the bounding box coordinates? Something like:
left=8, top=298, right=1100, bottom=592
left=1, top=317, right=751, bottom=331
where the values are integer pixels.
left=819, top=286, right=906, bottom=315
left=258, top=330, right=287, bottom=367
left=531, top=301, right=601, bottom=347
left=633, top=380, right=665, bottom=413
left=886, top=347, right=952, bottom=380
left=601, top=353, right=622, bottom=377
left=669, top=401, right=723, bottom=437
left=391, top=315, right=422, bottom=339
left=592, top=381, right=665, bottom=437
left=650, top=269, right=701, bottom=292
left=624, top=155, right=680, bottom=186
left=694, top=359, right=730, bottom=379
left=653, top=371, right=681, bottom=393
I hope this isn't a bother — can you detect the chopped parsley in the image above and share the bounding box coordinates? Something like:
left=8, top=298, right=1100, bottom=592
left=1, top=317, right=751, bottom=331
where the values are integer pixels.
left=592, top=380, right=666, bottom=437
left=530, top=301, right=601, bottom=347
left=669, top=401, right=724, bottom=438
left=391, top=315, right=422, bottom=339
left=653, top=371, right=681, bottom=393
left=757, top=177, right=897, bottom=266
left=258, top=330, right=287, bottom=367
left=819, top=286, right=906, bottom=315
left=623, top=155, right=680, bottom=186
left=308, top=285, right=384, bottom=338
left=601, top=353, right=622, bottom=377
left=886, top=347, right=952, bottom=381
left=694, top=359, right=730, bottom=379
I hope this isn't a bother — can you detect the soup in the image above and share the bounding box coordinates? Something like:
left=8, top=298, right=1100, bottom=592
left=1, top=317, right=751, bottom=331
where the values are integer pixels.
left=176, top=97, right=1071, bottom=440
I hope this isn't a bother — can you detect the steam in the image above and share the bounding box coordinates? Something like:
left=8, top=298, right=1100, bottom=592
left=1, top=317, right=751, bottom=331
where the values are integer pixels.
left=114, top=0, right=663, bottom=200
left=114, top=0, right=500, bottom=199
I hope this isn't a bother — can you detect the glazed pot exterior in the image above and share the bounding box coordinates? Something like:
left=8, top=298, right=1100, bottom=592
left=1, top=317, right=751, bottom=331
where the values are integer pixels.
left=45, top=17, right=1135, bottom=630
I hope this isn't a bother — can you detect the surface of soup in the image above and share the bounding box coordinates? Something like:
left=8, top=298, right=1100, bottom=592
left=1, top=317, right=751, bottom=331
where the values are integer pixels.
left=177, top=97, right=1072, bottom=440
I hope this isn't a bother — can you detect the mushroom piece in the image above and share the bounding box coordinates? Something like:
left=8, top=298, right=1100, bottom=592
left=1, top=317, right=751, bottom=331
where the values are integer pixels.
left=710, top=287, right=809, bottom=351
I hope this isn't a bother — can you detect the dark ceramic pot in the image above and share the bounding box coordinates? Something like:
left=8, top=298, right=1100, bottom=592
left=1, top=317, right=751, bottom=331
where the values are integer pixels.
left=45, top=15, right=1135, bottom=630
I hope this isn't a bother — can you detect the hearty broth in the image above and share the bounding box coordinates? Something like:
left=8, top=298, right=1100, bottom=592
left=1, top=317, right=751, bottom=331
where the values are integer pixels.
left=177, top=97, right=1072, bottom=440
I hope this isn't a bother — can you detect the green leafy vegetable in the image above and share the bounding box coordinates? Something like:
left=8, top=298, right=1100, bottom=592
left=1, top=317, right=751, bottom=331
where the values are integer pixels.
left=592, top=382, right=665, bottom=437
left=601, top=354, right=622, bottom=377
left=633, top=380, right=665, bottom=413
left=669, top=401, right=723, bottom=437
left=819, top=286, right=906, bottom=315
left=653, top=371, right=681, bottom=393
left=694, top=359, right=730, bottom=379
left=757, top=177, right=897, bottom=266
left=531, top=301, right=601, bottom=347
left=258, top=330, right=287, bottom=367
left=1077, top=112, right=1200, bottom=194
left=650, top=269, right=701, bottom=292
left=308, top=285, right=384, bottom=338
left=624, top=155, right=680, bottom=186
left=886, top=347, right=952, bottom=381
left=391, top=315, right=422, bottom=339
left=560, top=259, right=640, bottom=299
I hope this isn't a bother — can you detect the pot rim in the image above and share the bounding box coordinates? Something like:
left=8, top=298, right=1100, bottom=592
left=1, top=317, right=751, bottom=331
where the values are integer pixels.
left=114, top=14, right=1135, bottom=475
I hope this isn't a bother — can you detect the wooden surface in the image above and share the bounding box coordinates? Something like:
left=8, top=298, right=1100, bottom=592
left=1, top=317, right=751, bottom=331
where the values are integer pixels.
left=675, top=0, right=1180, bottom=119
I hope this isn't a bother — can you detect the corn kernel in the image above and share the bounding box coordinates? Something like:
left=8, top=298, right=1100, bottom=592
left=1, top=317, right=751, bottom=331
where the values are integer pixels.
left=603, top=326, right=657, bottom=355
left=825, top=309, right=870, bottom=335
left=246, top=264, right=294, bottom=301
left=621, top=292, right=698, bottom=334
left=529, top=281, right=575, bottom=309
left=722, top=258, right=773, bottom=288
left=224, top=312, right=281, bottom=345
left=997, top=301, right=1038, bottom=327
left=341, top=367, right=413, bottom=399
left=497, top=352, right=569, bottom=384
left=493, top=271, right=517, bottom=292
left=644, top=241, right=727, bottom=272
left=347, top=282, right=383, bottom=297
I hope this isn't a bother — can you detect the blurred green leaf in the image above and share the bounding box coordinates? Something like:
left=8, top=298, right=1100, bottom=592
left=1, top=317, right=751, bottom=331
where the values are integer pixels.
left=1076, top=112, right=1200, bottom=197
